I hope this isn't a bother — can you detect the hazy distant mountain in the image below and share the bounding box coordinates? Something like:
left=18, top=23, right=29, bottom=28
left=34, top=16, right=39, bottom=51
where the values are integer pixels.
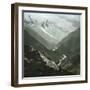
left=24, top=13, right=79, bottom=50
left=24, top=20, right=70, bottom=50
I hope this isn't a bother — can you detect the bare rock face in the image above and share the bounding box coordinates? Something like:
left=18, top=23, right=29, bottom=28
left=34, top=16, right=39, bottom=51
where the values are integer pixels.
left=60, top=54, right=80, bottom=75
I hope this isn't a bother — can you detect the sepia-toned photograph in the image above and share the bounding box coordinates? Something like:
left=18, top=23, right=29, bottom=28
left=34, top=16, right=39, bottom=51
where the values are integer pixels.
left=23, top=11, right=80, bottom=77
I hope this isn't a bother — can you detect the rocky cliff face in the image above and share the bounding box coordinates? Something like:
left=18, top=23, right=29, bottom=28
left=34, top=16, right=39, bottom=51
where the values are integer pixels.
left=24, top=45, right=74, bottom=77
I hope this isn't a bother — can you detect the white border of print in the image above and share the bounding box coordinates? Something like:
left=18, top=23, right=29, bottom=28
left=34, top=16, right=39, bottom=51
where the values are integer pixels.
left=18, top=6, right=86, bottom=84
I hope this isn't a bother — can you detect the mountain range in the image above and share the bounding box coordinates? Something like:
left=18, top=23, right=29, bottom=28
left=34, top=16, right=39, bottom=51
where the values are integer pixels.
left=24, top=14, right=80, bottom=76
